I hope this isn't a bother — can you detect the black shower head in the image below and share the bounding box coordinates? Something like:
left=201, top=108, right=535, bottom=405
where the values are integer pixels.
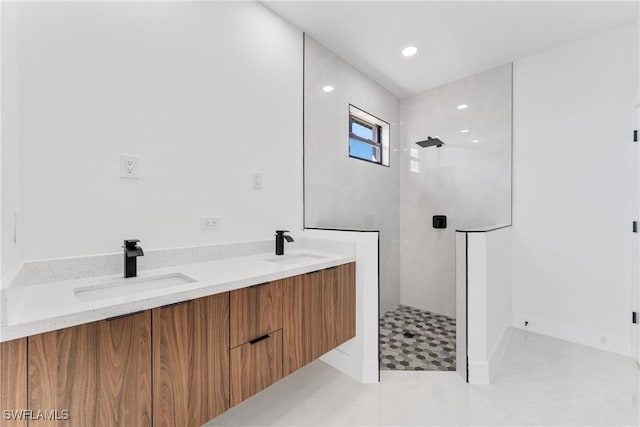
left=415, top=137, right=444, bottom=148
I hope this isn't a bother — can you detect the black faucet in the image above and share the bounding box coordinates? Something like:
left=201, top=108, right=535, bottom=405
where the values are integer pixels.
left=123, top=239, right=144, bottom=278
left=275, top=230, right=294, bottom=255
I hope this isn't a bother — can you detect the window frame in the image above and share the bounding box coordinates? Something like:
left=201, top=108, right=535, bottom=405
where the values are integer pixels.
left=348, top=105, right=390, bottom=167
left=348, top=115, right=382, bottom=164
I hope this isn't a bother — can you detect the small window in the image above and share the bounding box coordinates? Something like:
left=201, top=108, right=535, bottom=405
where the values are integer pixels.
left=348, top=105, right=390, bottom=166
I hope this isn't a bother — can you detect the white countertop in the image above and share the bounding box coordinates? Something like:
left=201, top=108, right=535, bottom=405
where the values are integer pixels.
left=0, top=249, right=354, bottom=342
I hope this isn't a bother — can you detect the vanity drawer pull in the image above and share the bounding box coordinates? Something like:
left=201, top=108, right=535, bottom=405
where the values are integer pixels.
left=161, top=300, right=191, bottom=309
left=106, top=310, right=144, bottom=321
left=249, top=334, right=270, bottom=345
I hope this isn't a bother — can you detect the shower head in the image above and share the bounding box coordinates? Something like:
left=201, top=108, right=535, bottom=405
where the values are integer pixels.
left=415, top=137, right=444, bottom=148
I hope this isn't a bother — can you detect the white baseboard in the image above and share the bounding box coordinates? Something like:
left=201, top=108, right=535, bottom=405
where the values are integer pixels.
left=468, top=325, right=513, bottom=384
left=489, top=326, right=513, bottom=382
left=320, top=340, right=379, bottom=384
left=512, top=315, right=629, bottom=357
left=320, top=344, right=357, bottom=380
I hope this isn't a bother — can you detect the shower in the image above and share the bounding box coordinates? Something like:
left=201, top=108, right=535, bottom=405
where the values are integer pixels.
left=415, top=136, right=444, bottom=148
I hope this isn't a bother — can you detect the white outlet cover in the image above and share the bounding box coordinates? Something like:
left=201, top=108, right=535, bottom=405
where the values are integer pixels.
left=200, top=217, right=220, bottom=230
left=120, top=154, right=140, bottom=179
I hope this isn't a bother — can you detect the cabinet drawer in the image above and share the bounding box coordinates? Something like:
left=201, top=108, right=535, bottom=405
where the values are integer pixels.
left=230, top=281, right=282, bottom=348
left=230, top=329, right=283, bottom=407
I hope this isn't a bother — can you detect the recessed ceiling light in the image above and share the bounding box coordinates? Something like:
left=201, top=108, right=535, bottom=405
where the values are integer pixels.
left=457, top=104, right=468, bottom=110
left=322, top=85, right=334, bottom=93
left=472, top=139, right=479, bottom=143
left=460, top=129, right=470, bottom=133
left=401, top=46, right=418, bottom=57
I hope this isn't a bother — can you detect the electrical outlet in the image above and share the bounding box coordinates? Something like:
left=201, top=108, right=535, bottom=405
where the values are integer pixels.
left=252, top=172, right=263, bottom=190
left=200, top=217, right=220, bottom=230
left=120, top=154, right=140, bottom=179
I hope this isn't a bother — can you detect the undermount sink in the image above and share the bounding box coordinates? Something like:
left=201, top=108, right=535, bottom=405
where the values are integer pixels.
left=263, top=253, right=328, bottom=265
left=74, top=273, right=196, bottom=301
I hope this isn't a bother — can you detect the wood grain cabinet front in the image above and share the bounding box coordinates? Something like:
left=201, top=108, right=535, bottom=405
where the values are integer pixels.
left=152, top=293, right=229, bottom=427
left=230, top=330, right=283, bottom=407
left=3, top=261, right=355, bottom=426
left=283, top=262, right=356, bottom=377
left=230, top=281, right=282, bottom=348
left=282, top=275, right=306, bottom=376
left=27, top=310, right=152, bottom=427
left=0, top=338, right=27, bottom=427
left=327, top=262, right=357, bottom=349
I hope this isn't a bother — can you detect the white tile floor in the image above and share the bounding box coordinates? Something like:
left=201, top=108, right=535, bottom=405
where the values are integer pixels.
left=208, top=329, right=639, bottom=426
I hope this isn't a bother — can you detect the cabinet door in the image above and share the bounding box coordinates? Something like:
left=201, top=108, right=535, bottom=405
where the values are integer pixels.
left=230, top=281, right=282, bottom=348
left=28, top=311, right=152, bottom=427
left=152, top=293, right=229, bottom=427
left=282, top=275, right=305, bottom=376
left=316, top=265, right=356, bottom=356
left=230, top=330, right=282, bottom=407
left=282, top=264, right=356, bottom=376
left=320, top=268, right=339, bottom=355
left=303, top=270, right=325, bottom=362
left=0, top=338, right=27, bottom=427
left=335, top=263, right=356, bottom=346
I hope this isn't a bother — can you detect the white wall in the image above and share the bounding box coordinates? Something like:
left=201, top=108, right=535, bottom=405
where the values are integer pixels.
left=465, top=227, right=513, bottom=384
left=4, top=2, right=303, bottom=262
left=399, top=65, right=512, bottom=317
left=1, top=2, right=21, bottom=278
left=303, top=36, right=401, bottom=315
left=486, top=228, right=513, bottom=361
left=512, top=23, right=639, bottom=356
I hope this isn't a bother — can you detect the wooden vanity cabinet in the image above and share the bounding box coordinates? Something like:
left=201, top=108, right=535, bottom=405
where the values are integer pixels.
left=230, top=330, right=283, bottom=406
left=4, top=261, right=355, bottom=426
left=27, top=310, right=152, bottom=427
left=229, top=280, right=284, bottom=407
left=152, top=293, right=229, bottom=427
left=304, top=269, right=326, bottom=361
left=230, top=281, right=282, bottom=348
left=283, top=262, right=356, bottom=376
left=0, top=338, right=27, bottom=427
left=328, top=262, right=356, bottom=349
left=282, top=274, right=306, bottom=375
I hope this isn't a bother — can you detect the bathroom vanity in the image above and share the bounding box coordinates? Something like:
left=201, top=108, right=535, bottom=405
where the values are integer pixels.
left=0, top=246, right=355, bottom=427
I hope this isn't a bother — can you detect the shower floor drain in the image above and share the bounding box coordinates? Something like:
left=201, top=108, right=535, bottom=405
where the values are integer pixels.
left=380, top=305, right=456, bottom=371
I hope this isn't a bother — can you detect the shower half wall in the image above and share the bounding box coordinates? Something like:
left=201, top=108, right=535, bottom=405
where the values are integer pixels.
left=399, top=64, right=513, bottom=317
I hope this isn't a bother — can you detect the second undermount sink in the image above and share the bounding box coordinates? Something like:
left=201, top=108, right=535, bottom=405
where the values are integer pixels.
left=74, top=273, right=196, bottom=301
left=263, top=252, right=328, bottom=266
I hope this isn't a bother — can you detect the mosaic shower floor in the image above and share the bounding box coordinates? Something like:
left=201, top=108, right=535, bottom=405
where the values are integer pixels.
left=379, top=305, right=456, bottom=371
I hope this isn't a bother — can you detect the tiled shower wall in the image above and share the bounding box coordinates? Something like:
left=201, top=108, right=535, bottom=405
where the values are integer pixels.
left=399, top=65, right=513, bottom=317
left=304, top=36, right=512, bottom=318
left=303, top=36, right=401, bottom=315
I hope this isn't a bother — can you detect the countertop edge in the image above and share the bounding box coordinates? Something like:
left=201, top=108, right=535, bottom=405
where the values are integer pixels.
left=0, top=255, right=355, bottom=342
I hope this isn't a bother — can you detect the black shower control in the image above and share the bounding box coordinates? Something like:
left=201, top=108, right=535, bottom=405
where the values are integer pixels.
left=433, top=215, right=447, bottom=229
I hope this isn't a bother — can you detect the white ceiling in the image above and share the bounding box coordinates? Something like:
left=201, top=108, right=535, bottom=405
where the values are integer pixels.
left=263, top=1, right=639, bottom=98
